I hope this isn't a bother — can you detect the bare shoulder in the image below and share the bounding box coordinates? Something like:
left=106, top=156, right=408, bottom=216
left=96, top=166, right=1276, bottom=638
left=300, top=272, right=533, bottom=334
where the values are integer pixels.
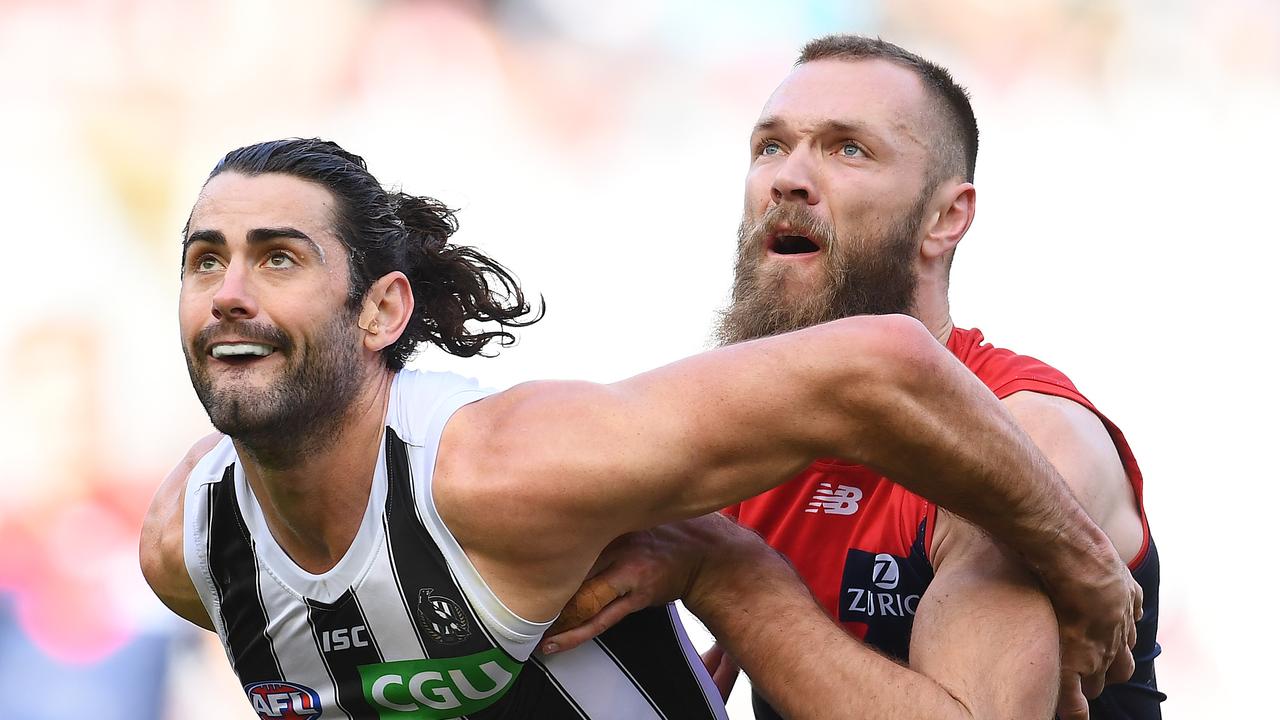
left=1001, top=392, right=1117, bottom=461
left=1000, top=391, right=1128, bottom=497
left=139, top=432, right=222, bottom=632
left=1001, top=391, right=1143, bottom=560
left=434, top=381, right=633, bottom=620
left=435, top=380, right=622, bottom=539
left=440, top=380, right=612, bottom=482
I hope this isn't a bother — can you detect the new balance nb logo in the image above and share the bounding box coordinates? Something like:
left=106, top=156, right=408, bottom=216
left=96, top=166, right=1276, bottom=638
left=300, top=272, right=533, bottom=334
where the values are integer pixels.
left=805, top=483, right=863, bottom=515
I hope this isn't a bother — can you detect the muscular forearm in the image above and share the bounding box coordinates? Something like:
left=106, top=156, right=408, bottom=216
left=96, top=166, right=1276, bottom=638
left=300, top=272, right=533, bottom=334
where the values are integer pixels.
left=837, top=321, right=1113, bottom=585
left=822, top=322, right=1136, bottom=700
left=683, top=518, right=973, bottom=720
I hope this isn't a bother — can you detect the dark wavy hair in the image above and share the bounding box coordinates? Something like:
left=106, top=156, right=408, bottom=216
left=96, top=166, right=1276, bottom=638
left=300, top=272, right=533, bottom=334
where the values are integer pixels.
left=195, top=138, right=542, bottom=369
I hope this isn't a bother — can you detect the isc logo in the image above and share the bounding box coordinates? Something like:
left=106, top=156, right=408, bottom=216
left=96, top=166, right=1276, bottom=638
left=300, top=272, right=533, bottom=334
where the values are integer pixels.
left=244, top=681, right=322, bottom=719
left=321, top=625, right=370, bottom=652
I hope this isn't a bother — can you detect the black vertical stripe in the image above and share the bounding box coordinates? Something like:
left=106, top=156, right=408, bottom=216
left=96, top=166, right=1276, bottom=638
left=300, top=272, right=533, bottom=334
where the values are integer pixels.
left=381, top=512, right=433, bottom=659
left=384, top=428, right=586, bottom=719
left=592, top=637, right=665, bottom=719
left=470, top=658, right=588, bottom=720
left=390, top=425, right=510, bottom=658
left=527, top=658, right=589, bottom=719
left=349, top=591, right=384, bottom=659
left=306, top=590, right=384, bottom=718
left=594, top=605, right=720, bottom=719
left=207, top=467, right=284, bottom=685
left=383, top=429, right=496, bottom=658
left=204, top=485, right=223, bottom=633
left=384, top=428, right=519, bottom=664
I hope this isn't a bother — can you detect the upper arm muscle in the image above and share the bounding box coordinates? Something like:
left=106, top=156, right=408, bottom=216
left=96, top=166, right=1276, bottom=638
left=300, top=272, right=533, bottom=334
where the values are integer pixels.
left=440, top=325, right=898, bottom=556
left=433, top=318, right=927, bottom=620
left=1001, top=391, right=1143, bottom=562
left=139, top=434, right=219, bottom=632
left=912, top=513, right=1059, bottom=719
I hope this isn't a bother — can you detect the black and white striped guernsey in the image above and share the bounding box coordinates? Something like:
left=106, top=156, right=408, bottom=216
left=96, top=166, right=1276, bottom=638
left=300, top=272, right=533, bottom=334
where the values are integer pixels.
left=182, top=369, right=728, bottom=720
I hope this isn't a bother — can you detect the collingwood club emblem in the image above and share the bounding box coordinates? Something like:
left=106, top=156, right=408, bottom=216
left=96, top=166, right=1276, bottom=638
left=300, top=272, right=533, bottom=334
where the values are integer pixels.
left=416, top=588, right=471, bottom=644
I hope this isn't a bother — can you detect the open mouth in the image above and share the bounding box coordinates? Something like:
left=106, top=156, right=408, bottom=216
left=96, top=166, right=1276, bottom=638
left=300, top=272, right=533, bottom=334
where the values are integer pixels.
left=770, top=234, right=821, bottom=255
left=209, top=342, right=277, bottom=366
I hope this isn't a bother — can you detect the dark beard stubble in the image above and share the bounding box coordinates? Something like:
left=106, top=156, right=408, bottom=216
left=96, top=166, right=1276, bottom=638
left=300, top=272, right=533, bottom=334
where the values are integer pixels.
left=715, top=196, right=927, bottom=346
left=184, top=308, right=366, bottom=469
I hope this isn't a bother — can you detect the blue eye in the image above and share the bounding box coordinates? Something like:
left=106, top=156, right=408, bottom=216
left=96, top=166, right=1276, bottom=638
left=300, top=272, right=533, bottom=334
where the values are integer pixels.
left=760, top=141, right=781, bottom=156
left=841, top=143, right=862, bottom=157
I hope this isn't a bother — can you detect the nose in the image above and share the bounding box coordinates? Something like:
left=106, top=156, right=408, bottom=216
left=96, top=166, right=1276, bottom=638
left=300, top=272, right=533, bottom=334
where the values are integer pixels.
left=210, top=261, right=258, bottom=321
left=770, top=148, right=821, bottom=206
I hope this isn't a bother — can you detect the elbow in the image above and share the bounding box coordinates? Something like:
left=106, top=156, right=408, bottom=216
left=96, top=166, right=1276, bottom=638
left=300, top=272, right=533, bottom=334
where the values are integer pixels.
left=826, top=314, right=949, bottom=406
left=814, top=312, right=962, bottom=458
left=866, top=313, right=945, bottom=370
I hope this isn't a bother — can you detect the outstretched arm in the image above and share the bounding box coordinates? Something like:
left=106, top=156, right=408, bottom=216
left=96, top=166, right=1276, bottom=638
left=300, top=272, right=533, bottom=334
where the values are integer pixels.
left=441, top=313, right=1136, bottom=688
left=546, top=391, right=1146, bottom=716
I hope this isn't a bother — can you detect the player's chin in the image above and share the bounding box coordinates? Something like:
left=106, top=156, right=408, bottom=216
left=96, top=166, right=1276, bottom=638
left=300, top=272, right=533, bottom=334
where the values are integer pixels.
left=772, top=270, right=824, bottom=303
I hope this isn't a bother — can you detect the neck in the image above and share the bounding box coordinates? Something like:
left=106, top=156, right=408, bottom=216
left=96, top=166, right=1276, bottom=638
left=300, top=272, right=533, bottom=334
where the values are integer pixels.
left=236, top=368, right=397, bottom=574
left=913, top=271, right=955, bottom=346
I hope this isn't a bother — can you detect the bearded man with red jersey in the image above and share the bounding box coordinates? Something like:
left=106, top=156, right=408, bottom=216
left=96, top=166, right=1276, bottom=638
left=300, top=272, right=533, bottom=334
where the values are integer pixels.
left=544, top=35, right=1162, bottom=720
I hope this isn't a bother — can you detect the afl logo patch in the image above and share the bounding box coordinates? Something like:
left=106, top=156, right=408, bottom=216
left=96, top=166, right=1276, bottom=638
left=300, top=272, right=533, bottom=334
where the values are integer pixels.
left=417, top=587, right=471, bottom=645
left=243, top=681, right=322, bottom=719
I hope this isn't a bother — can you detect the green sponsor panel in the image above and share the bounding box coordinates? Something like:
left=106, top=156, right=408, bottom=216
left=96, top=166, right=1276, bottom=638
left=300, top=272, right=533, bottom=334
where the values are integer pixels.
left=358, top=649, right=523, bottom=719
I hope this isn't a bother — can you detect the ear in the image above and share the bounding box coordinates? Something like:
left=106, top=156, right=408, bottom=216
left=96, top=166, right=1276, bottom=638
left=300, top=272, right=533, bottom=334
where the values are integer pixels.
left=920, top=181, right=975, bottom=261
left=357, top=271, right=413, bottom=354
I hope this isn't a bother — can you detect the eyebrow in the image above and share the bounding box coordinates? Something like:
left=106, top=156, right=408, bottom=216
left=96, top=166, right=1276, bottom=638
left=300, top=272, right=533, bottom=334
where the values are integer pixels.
left=753, top=116, right=894, bottom=148
left=182, top=226, right=327, bottom=262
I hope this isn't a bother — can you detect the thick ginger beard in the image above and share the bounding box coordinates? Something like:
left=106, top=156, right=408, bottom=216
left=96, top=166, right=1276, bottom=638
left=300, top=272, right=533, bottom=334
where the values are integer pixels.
left=716, top=196, right=927, bottom=346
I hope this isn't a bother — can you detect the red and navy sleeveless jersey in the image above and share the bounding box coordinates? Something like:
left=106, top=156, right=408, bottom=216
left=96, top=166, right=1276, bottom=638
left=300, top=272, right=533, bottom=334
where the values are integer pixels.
left=727, top=327, right=1163, bottom=718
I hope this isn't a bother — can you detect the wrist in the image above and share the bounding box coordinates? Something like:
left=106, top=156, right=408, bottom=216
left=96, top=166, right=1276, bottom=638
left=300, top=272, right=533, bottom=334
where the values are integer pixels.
left=1023, top=509, right=1118, bottom=598
left=682, top=517, right=786, bottom=624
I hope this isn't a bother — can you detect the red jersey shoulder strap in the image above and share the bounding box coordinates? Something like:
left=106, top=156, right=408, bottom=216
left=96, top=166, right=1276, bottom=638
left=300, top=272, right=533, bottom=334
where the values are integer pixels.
left=946, top=327, right=1088, bottom=404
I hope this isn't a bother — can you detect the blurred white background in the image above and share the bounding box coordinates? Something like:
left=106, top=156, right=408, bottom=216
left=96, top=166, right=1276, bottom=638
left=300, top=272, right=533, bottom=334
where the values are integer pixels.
left=1, top=0, right=1275, bottom=717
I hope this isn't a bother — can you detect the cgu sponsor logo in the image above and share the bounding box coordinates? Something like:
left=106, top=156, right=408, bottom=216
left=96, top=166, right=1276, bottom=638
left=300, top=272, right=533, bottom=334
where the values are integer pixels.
left=359, top=648, right=522, bottom=719
left=244, top=681, right=322, bottom=719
